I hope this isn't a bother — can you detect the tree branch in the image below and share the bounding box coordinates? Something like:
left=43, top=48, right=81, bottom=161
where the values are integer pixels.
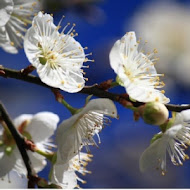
left=0, top=101, right=36, bottom=188
left=0, top=66, right=190, bottom=112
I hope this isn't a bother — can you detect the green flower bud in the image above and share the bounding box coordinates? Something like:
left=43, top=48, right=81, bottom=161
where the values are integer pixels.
left=141, top=102, right=169, bottom=125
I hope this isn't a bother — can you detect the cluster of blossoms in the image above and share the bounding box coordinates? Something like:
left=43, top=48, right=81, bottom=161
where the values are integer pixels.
left=0, top=0, right=40, bottom=54
left=0, top=0, right=190, bottom=188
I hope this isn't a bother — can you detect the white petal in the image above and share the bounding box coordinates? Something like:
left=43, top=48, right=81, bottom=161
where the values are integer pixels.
left=81, top=98, right=117, bottom=117
left=126, top=82, right=170, bottom=103
left=27, top=151, right=46, bottom=173
left=109, top=38, right=123, bottom=73
left=13, top=148, right=27, bottom=176
left=180, top=109, right=190, bottom=123
left=36, top=64, right=85, bottom=93
left=109, top=32, right=137, bottom=73
left=56, top=113, right=81, bottom=164
left=52, top=155, right=77, bottom=189
left=26, top=112, right=59, bottom=143
left=140, top=138, right=163, bottom=172
left=13, top=148, right=46, bottom=175
left=13, top=114, right=33, bottom=128
left=0, top=0, right=13, bottom=27
left=0, top=147, right=16, bottom=177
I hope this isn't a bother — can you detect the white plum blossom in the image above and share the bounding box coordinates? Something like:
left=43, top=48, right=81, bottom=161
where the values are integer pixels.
left=131, top=2, right=190, bottom=87
left=0, top=0, right=40, bottom=53
left=24, top=12, right=90, bottom=93
left=52, top=152, right=92, bottom=188
left=56, top=98, right=117, bottom=164
left=0, top=112, right=59, bottom=178
left=109, top=31, right=170, bottom=103
left=139, top=109, right=190, bottom=175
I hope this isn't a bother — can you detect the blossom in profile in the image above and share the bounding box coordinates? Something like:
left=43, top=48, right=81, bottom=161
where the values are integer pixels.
left=52, top=152, right=92, bottom=188
left=56, top=98, right=117, bottom=164
left=0, top=112, right=59, bottom=177
left=0, top=0, right=40, bottom=53
left=139, top=109, right=190, bottom=175
left=24, top=12, right=90, bottom=93
left=131, top=2, right=190, bottom=87
left=109, top=31, right=170, bottom=103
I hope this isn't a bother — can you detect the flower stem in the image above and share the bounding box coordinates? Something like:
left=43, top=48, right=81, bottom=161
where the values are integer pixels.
left=61, top=99, right=78, bottom=115
left=127, top=105, right=138, bottom=112
left=110, top=81, right=119, bottom=89
left=35, top=149, right=54, bottom=162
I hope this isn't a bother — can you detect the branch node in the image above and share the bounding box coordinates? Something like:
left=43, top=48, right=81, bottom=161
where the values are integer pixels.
left=97, top=79, right=113, bottom=90
left=52, top=89, right=64, bottom=103
left=20, top=65, right=35, bottom=75
left=25, top=139, right=36, bottom=152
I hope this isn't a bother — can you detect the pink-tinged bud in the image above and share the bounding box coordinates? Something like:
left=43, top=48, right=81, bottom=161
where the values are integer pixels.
left=140, top=102, right=169, bottom=125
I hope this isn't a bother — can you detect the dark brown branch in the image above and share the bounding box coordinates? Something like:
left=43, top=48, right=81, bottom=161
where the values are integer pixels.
left=0, top=102, right=36, bottom=188
left=0, top=66, right=190, bottom=112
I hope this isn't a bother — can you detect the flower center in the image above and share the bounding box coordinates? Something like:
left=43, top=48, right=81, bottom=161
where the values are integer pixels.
left=38, top=42, right=58, bottom=68
left=123, top=65, right=134, bottom=82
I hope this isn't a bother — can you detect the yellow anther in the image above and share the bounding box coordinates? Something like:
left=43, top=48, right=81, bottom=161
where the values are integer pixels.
left=153, top=48, right=158, bottom=53
left=161, top=90, right=165, bottom=94
left=32, top=2, right=37, bottom=6
left=185, top=154, right=189, bottom=160
left=155, top=97, right=159, bottom=102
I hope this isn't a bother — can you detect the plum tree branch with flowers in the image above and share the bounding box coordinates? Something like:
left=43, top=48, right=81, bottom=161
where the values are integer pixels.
left=1, top=0, right=190, bottom=189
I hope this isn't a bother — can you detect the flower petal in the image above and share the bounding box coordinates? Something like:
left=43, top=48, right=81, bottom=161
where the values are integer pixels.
left=52, top=154, right=77, bottom=189
left=0, top=0, right=13, bottom=27
left=126, top=82, right=170, bottom=103
left=13, top=114, right=33, bottom=128
left=81, top=98, right=117, bottom=117
left=28, top=151, right=47, bottom=173
left=13, top=148, right=46, bottom=176
left=109, top=31, right=137, bottom=73
left=180, top=109, right=190, bottom=123
left=139, top=138, right=163, bottom=172
left=26, top=112, right=59, bottom=143
left=0, top=147, right=16, bottom=177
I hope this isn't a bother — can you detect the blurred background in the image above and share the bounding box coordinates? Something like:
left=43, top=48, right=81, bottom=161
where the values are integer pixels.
left=1, top=0, right=190, bottom=188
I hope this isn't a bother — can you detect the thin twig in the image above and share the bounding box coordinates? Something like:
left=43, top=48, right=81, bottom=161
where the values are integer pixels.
left=0, top=102, right=36, bottom=188
left=0, top=66, right=190, bottom=112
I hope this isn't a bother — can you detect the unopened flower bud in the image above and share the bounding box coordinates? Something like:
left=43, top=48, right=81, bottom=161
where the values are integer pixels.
left=140, top=102, right=169, bottom=125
